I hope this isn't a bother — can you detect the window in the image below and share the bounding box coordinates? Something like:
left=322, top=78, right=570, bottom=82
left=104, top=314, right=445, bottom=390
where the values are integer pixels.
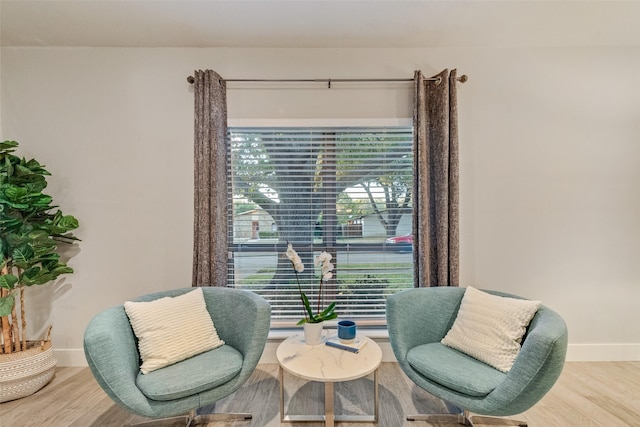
left=228, top=126, right=414, bottom=327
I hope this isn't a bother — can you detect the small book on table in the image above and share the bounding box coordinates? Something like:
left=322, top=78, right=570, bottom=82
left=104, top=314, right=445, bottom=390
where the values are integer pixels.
left=325, top=336, right=368, bottom=353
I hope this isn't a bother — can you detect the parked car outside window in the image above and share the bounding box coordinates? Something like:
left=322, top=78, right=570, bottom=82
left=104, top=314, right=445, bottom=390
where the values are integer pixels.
left=385, top=234, right=413, bottom=252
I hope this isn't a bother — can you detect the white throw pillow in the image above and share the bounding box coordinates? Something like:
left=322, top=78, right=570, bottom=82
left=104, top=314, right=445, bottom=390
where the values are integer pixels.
left=124, top=288, right=224, bottom=374
left=441, top=286, right=541, bottom=373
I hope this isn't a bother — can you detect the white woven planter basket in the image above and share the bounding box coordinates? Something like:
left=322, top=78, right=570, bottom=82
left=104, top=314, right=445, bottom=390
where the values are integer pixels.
left=0, top=341, right=57, bottom=403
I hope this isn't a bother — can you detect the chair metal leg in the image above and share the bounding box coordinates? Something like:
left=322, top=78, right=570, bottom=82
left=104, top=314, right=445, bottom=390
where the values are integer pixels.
left=407, top=409, right=527, bottom=427
left=130, top=415, right=191, bottom=426
left=191, top=413, right=252, bottom=425
left=407, top=413, right=470, bottom=425
left=468, top=414, right=527, bottom=426
left=130, top=409, right=252, bottom=426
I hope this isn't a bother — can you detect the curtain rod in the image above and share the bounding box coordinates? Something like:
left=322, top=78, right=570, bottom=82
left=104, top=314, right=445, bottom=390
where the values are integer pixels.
left=186, top=75, right=468, bottom=88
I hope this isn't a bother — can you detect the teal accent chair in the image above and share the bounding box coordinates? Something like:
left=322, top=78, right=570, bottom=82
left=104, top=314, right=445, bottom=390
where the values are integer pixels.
left=386, top=287, right=567, bottom=427
left=84, top=287, right=271, bottom=426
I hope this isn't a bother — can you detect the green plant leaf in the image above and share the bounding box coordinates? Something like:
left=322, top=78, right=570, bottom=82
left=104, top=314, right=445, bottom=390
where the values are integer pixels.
left=314, top=301, right=338, bottom=322
left=24, top=158, right=50, bottom=176
left=320, top=301, right=336, bottom=316
left=317, top=312, right=338, bottom=322
left=49, top=265, right=73, bottom=277
left=28, top=194, right=53, bottom=208
left=57, top=214, right=79, bottom=231
left=20, top=265, right=54, bottom=286
left=0, top=294, right=15, bottom=317
left=21, top=266, right=41, bottom=279
left=6, top=233, right=25, bottom=248
left=12, top=247, right=35, bottom=269
left=301, top=292, right=315, bottom=320
left=0, top=274, right=19, bottom=290
left=14, top=163, right=35, bottom=177
left=28, top=230, right=49, bottom=240
left=0, top=140, right=19, bottom=151
left=3, top=185, right=27, bottom=202
left=0, top=141, right=79, bottom=294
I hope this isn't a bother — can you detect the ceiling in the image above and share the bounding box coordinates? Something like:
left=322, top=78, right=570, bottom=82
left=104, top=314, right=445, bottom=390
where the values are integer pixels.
left=1, top=0, right=639, bottom=48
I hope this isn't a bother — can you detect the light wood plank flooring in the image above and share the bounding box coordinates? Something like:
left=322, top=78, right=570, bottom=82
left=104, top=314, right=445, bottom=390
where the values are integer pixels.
left=1, top=362, right=639, bottom=426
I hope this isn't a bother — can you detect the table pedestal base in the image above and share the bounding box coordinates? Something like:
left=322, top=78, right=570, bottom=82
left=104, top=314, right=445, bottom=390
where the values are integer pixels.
left=279, top=366, right=379, bottom=426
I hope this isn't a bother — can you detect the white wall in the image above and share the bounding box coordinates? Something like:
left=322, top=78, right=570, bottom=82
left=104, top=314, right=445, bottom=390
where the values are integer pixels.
left=1, top=46, right=638, bottom=364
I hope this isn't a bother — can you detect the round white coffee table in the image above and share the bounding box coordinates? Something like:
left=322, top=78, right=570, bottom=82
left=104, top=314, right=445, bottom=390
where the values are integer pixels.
left=276, top=333, right=382, bottom=426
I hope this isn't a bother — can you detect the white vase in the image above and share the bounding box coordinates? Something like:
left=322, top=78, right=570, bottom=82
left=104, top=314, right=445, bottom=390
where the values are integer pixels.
left=303, top=322, right=324, bottom=346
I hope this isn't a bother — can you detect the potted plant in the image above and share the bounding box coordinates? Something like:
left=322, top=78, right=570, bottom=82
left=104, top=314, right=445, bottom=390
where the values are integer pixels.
left=285, top=243, right=337, bottom=345
left=0, top=140, right=79, bottom=402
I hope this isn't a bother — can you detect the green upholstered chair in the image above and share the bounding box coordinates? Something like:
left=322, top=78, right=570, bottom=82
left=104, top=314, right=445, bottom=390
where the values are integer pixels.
left=84, top=287, right=271, bottom=426
left=386, top=287, right=567, bottom=427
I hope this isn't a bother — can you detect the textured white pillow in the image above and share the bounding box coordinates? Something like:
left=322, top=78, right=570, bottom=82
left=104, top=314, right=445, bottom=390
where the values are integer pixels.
left=441, top=286, right=541, bottom=373
left=124, top=288, right=224, bottom=374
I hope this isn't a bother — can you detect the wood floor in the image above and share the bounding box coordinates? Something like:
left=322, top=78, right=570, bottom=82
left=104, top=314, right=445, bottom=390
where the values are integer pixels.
left=1, top=362, right=639, bottom=427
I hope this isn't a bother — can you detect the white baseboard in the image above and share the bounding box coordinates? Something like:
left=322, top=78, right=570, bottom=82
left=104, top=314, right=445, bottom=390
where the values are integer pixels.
left=56, top=342, right=640, bottom=367
left=55, top=348, right=91, bottom=367
left=565, top=343, right=640, bottom=361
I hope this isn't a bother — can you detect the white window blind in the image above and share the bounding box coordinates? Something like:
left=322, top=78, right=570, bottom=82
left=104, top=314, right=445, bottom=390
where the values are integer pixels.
left=227, top=126, right=414, bottom=326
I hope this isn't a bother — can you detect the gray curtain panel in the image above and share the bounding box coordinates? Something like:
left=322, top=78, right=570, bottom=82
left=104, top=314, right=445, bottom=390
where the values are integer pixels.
left=192, top=70, right=228, bottom=287
left=413, top=69, right=460, bottom=287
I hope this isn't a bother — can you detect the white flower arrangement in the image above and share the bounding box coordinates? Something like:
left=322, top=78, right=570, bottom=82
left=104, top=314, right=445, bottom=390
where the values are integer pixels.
left=285, top=243, right=337, bottom=325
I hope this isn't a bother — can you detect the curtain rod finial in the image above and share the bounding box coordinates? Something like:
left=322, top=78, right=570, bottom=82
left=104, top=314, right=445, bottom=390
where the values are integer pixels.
left=187, top=76, right=195, bottom=84
left=457, top=75, right=468, bottom=83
